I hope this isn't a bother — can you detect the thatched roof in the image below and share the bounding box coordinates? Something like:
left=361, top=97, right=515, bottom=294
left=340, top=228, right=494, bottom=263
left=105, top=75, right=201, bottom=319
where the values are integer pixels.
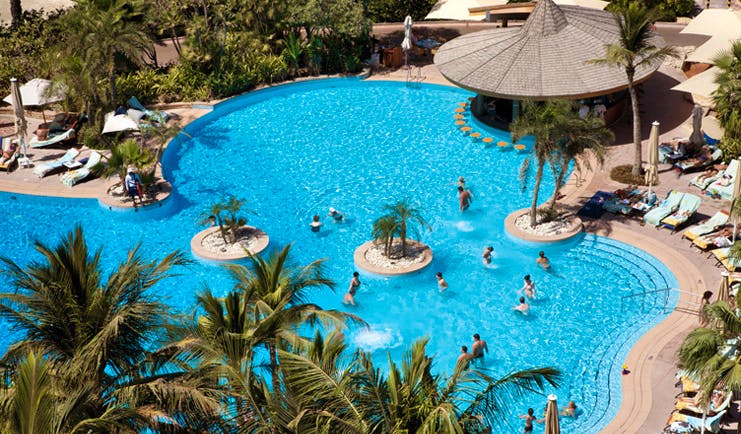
left=434, top=0, right=664, bottom=100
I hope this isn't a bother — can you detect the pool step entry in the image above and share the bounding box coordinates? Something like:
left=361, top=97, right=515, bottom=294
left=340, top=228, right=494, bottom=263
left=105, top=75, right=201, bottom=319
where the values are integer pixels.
left=405, top=66, right=426, bottom=87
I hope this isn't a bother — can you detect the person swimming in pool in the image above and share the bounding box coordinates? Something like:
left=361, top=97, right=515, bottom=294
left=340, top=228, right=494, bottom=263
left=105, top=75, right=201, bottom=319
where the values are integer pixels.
left=328, top=207, right=344, bottom=222
left=482, top=246, right=494, bottom=264
left=436, top=272, right=448, bottom=293
left=458, top=186, right=472, bottom=211
left=310, top=215, right=322, bottom=232
left=519, top=275, right=536, bottom=298
left=514, top=296, right=530, bottom=314
left=536, top=251, right=551, bottom=269
left=343, top=272, right=361, bottom=305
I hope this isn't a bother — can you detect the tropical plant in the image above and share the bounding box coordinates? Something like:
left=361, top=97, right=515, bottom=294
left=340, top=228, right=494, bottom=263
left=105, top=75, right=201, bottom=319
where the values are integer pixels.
left=590, top=3, right=676, bottom=177
left=712, top=41, right=741, bottom=160
left=101, top=139, right=154, bottom=193
left=678, top=300, right=741, bottom=422
left=199, top=196, right=254, bottom=245
left=608, top=0, right=694, bottom=21
left=0, top=227, right=224, bottom=432
left=283, top=32, right=305, bottom=78
left=372, top=199, right=431, bottom=259
left=280, top=335, right=562, bottom=433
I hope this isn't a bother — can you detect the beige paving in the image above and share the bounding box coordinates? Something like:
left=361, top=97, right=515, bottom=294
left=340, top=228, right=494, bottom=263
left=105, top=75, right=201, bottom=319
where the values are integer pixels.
left=0, top=22, right=732, bottom=433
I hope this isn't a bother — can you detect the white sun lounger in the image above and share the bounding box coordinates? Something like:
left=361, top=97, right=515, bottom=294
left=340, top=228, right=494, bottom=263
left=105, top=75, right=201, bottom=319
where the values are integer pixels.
left=33, top=148, right=80, bottom=178
left=60, top=151, right=102, bottom=187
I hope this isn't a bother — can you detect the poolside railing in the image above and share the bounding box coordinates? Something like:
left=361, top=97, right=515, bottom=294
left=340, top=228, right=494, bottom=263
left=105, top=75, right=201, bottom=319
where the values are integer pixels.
left=619, top=287, right=677, bottom=314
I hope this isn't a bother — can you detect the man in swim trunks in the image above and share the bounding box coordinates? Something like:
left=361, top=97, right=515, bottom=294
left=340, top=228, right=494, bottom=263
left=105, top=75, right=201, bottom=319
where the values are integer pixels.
left=457, top=345, right=471, bottom=369
left=519, top=408, right=537, bottom=433
left=514, top=296, right=530, bottom=314
left=536, top=251, right=550, bottom=269
left=471, top=333, right=488, bottom=361
left=310, top=215, right=322, bottom=232
left=458, top=186, right=472, bottom=211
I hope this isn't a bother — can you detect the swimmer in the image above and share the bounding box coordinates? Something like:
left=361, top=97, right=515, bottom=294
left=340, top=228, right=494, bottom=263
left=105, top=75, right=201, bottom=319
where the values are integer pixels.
left=561, top=401, right=578, bottom=418
left=471, top=333, right=488, bottom=359
left=310, top=215, right=322, bottom=232
left=514, top=296, right=530, bottom=314
left=536, top=250, right=551, bottom=269
left=436, top=272, right=448, bottom=292
left=457, top=345, right=472, bottom=369
left=343, top=272, right=361, bottom=305
left=458, top=176, right=466, bottom=189
left=482, top=246, right=494, bottom=264
left=519, top=274, right=536, bottom=299
left=519, top=408, right=537, bottom=433
left=328, top=207, right=344, bottom=222
left=458, top=186, right=472, bottom=211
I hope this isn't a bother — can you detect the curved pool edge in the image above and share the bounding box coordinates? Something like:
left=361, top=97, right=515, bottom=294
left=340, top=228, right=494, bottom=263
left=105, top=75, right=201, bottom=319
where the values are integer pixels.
left=594, top=225, right=704, bottom=434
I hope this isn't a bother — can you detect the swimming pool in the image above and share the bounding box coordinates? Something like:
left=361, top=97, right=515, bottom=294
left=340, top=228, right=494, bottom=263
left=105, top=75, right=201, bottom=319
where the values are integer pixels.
left=0, top=78, right=677, bottom=433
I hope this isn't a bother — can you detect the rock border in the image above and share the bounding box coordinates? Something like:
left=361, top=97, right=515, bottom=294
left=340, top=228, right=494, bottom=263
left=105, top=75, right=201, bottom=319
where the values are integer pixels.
left=98, top=179, right=173, bottom=210
left=191, top=226, right=269, bottom=261
left=353, top=239, right=433, bottom=275
left=504, top=207, right=583, bottom=242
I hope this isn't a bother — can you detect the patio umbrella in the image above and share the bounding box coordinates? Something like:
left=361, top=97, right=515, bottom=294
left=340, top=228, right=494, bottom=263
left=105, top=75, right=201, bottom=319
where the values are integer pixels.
left=718, top=272, right=730, bottom=303
left=732, top=160, right=741, bottom=243
left=3, top=78, right=65, bottom=122
left=645, top=121, right=660, bottom=199
left=402, top=15, right=413, bottom=69
left=690, top=105, right=704, bottom=147
left=10, top=78, right=28, bottom=158
left=102, top=112, right=140, bottom=134
left=544, top=394, right=560, bottom=434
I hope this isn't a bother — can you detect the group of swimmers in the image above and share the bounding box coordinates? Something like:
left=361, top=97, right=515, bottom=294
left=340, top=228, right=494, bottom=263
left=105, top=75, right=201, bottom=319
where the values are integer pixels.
left=520, top=401, right=578, bottom=432
left=509, top=251, right=550, bottom=315
left=456, top=333, right=489, bottom=368
left=310, top=207, right=345, bottom=232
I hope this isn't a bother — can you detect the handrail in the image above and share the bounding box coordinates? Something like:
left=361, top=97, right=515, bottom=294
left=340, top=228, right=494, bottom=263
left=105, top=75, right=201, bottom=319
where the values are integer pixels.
left=620, top=287, right=677, bottom=314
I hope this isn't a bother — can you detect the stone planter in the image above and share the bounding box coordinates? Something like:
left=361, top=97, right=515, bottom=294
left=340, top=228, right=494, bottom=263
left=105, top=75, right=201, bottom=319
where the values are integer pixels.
left=504, top=208, right=583, bottom=242
left=354, top=239, right=433, bottom=275
left=98, top=179, right=173, bottom=210
left=191, top=225, right=269, bottom=261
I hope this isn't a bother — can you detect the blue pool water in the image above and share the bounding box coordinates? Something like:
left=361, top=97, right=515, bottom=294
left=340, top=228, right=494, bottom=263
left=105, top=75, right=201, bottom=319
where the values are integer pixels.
left=0, top=78, right=677, bottom=433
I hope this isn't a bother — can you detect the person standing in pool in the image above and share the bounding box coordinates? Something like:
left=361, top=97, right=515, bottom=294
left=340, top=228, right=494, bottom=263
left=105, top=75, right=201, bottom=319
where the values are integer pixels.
left=458, top=186, right=472, bottom=211
left=471, top=333, right=488, bottom=360
left=457, top=345, right=472, bottom=369
left=343, top=272, right=361, bottom=305
left=519, top=408, right=537, bottom=433
left=514, top=296, right=530, bottom=314
left=310, top=215, right=322, bottom=232
left=328, top=207, right=344, bottom=222
left=436, top=272, right=448, bottom=292
left=482, top=246, right=494, bottom=264
left=536, top=251, right=551, bottom=269
left=519, top=275, right=536, bottom=298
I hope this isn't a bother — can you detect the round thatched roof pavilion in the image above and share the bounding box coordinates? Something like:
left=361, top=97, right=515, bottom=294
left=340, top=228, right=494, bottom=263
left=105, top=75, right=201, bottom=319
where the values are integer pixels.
left=433, top=0, right=665, bottom=127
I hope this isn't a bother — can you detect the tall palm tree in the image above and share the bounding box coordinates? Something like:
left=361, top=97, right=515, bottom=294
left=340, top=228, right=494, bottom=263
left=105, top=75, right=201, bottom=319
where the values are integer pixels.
left=548, top=112, right=613, bottom=208
left=0, top=227, right=224, bottom=432
left=678, top=301, right=741, bottom=433
left=373, top=200, right=431, bottom=258
left=590, top=3, right=676, bottom=176
left=280, top=336, right=562, bottom=433
left=712, top=41, right=741, bottom=159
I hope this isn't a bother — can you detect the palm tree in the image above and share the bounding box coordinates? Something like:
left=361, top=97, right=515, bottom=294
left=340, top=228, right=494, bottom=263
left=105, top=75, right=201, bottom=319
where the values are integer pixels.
left=590, top=3, right=676, bottom=176
left=678, top=301, right=741, bottom=431
left=373, top=199, right=431, bottom=258
left=102, top=139, right=154, bottom=192
left=712, top=41, right=741, bottom=160
left=0, top=227, right=224, bottom=432
left=223, top=244, right=363, bottom=394
left=10, top=0, right=22, bottom=28
left=279, top=336, right=562, bottom=433
left=548, top=111, right=613, bottom=208
left=60, top=0, right=152, bottom=107
left=199, top=196, right=253, bottom=245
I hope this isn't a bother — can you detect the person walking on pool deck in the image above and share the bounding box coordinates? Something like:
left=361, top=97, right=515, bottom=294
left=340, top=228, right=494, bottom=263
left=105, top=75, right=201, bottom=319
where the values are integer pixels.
left=436, top=272, right=448, bottom=292
left=125, top=169, right=143, bottom=205
left=458, top=186, right=472, bottom=211
left=536, top=251, right=551, bottom=269
left=343, top=272, right=361, bottom=305
left=471, top=333, right=488, bottom=360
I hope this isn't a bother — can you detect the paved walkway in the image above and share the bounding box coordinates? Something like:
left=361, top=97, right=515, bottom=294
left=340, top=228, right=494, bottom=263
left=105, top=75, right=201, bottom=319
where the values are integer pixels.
left=0, top=22, right=735, bottom=433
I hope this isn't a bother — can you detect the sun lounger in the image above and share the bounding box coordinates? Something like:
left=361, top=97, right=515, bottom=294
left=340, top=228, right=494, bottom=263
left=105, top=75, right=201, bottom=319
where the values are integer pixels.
left=691, top=159, right=738, bottom=191
left=29, top=128, right=75, bottom=149
left=60, top=151, right=102, bottom=187
left=675, top=148, right=722, bottom=174
left=710, top=247, right=741, bottom=271
left=644, top=190, right=684, bottom=226
left=675, top=391, right=732, bottom=416
left=666, top=409, right=726, bottom=433
left=705, top=159, right=740, bottom=200
left=683, top=211, right=730, bottom=241
left=0, top=137, right=18, bottom=172
left=602, top=188, right=643, bottom=214
left=660, top=193, right=702, bottom=232
left=127, top=96, right=169, bottom=125
left=32, top=148, right=80, bottom=178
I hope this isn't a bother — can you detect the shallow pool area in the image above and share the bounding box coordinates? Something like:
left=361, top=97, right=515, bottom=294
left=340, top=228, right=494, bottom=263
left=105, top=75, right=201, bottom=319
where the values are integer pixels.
left=0, top=78, right=677, bottom=433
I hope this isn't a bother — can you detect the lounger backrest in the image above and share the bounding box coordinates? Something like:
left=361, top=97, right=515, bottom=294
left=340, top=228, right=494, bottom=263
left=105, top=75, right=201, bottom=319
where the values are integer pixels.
left=712, top=390, right=733, bottom=413
left=663, top=190, right=684, bottom=209
left=679, top=194, right=702, bottom=213
left=83, top=151, right=102, bottom=169
left=724, top=159, right=739, bottom=178
left=60, top=148, right=80, bottom=162
left=711, top=149, right=723, bottom=161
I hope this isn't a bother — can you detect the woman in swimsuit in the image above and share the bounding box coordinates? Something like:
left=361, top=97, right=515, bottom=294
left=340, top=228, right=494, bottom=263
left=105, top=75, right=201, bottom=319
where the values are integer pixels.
left=519, top=275, right=536, bottom=298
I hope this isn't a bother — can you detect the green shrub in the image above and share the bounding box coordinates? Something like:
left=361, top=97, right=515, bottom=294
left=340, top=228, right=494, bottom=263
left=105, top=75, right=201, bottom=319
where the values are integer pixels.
left=77, top=124, right=107, bottom=150
left=610, top=164, right=647, bottom=185
left=608, top=0, right=694, bottom=20
left=115, top=68, right=165, bottom=104
left=537, top=207, right=561, bottom=223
